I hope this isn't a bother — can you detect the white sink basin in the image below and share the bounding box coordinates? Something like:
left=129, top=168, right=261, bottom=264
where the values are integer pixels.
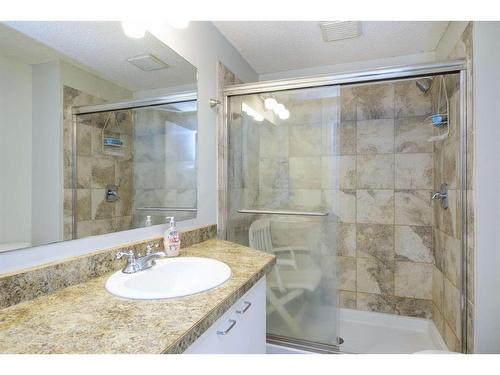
left=105, top=257, right=231, bottom=300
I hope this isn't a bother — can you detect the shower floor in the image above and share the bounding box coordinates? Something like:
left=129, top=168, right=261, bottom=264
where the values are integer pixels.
left=338, top=308, right=448, bottom=354
left=267, top=307, right=448, bottom=354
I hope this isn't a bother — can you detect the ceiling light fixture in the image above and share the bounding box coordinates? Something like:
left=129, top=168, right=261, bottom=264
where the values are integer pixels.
left=121, top=21, right=147, bottom=39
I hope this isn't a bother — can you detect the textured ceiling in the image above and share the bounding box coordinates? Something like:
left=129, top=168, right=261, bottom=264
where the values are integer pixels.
left=1, top=21, right=196, bottom=92
left=213, top=21, right=449, bottom=75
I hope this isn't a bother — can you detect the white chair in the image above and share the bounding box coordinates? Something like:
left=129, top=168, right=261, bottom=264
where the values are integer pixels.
left=248, top=218, right=322, bottom=336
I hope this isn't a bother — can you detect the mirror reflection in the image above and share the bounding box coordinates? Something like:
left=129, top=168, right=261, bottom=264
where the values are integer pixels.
left=0, top=21, right=198, bottom=253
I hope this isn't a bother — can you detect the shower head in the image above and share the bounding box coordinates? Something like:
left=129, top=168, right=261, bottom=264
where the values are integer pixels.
left=416, top=78, right=433, bottom=94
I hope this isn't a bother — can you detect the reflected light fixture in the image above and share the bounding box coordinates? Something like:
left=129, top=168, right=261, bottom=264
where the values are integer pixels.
left=264, top=97, right=278, bottom=110
left=242, top=102, right=264, bottom=122
left=278, top=109, right=290, bottom=120
left=167, top=20, right=190, bottom=29
left=121, top=21, right=147, bottom=38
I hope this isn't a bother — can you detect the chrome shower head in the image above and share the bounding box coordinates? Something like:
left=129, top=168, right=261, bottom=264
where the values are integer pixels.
left=416, top=78, right=433, bottom=94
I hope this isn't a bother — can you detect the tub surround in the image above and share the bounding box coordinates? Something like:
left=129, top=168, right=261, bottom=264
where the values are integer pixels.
left=0, top=224, right=217, bottom=309
left=0, top=238, right=275, bottom=354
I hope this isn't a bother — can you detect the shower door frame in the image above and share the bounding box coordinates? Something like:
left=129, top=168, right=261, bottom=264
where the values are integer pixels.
left=70, top=91, right=198, bottom=240
left=221, top=60, right=469, bottom=353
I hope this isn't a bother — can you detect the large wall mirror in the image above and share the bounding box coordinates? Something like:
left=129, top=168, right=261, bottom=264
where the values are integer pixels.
left=0, top=21, right=197, bottom=253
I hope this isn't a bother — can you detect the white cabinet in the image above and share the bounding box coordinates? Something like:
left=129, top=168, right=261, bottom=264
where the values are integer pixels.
left=184, top=276, right=266, bottom=354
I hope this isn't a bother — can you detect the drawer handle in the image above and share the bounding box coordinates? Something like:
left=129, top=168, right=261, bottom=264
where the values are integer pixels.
left=217, top=319, right=237, bottom=335
left=236, top=301, right=252, bottom=315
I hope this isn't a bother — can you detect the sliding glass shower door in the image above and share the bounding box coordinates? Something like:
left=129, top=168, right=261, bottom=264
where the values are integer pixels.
left=225, top=85, right=341, bottom=350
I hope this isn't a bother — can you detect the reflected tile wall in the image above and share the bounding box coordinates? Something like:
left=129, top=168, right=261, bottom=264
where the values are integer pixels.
left=63, top=87, right=135, bottom=239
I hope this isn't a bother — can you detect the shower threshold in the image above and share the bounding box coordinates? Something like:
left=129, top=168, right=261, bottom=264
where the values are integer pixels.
left=266, top=309, right=449, bottom=354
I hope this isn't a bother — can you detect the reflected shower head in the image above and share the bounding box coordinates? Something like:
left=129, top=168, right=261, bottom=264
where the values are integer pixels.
left=416, top=78, right=433, bottom=94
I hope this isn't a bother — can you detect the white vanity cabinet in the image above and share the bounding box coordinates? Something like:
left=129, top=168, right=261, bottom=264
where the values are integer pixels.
left=184, top=276, right=266, bottom=354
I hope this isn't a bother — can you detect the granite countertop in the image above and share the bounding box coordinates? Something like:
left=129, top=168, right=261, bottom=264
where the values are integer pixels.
left=0, top=239, right=275, bottom=354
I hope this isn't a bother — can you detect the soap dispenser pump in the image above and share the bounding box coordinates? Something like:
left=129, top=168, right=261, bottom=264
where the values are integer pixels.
left=164, top=216, right=180, bottom=257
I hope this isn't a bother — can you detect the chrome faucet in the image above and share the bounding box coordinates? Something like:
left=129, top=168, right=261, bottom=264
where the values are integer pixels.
left=431, top=183, right=448, bottom=209
left=116, top=244, right=166, bottom=274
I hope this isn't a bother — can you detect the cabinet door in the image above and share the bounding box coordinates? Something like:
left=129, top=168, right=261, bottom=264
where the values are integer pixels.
left=185, top=276, right=266, bottom=354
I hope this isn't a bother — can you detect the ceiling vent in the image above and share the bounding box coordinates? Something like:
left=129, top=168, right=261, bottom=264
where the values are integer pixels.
left=127, top=54, right=169, bottom=71
left=319, top=21, right=362, bottom=42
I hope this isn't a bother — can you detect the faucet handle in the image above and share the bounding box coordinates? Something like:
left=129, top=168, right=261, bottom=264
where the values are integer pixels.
left=116, top=250, right=135, bottom=262
left=145, top=243, right=159, bottom=255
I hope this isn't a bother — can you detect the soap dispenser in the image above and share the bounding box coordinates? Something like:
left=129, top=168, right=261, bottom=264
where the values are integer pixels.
left=164, top=216, right=180, bottom=257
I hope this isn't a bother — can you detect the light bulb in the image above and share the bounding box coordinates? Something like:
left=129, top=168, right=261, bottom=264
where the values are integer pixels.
left=168, top=20, right=190, bottom=29
left=278, top=109, right=290, bottom=120
left=121, top=21, right=147, bottom=38
left=274, top=103, right=285, bottom=114
left=264, top=97, right=278, bottom=110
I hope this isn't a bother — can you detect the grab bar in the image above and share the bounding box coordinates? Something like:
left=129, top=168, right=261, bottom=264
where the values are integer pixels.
left=135, top=207, right=197, bottom=212
left=237, top=209, right=329, bottom=217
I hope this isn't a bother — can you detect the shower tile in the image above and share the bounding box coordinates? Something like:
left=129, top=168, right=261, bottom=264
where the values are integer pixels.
left=64, top=149, right=73, bottom=189
left=394, top=261, right=432, bottom=300
left=354, top=82, right=395, bottom=120
left=339, top=291, right=357, bottom=309
left=92, top=218, right=115, bottom=236
left=356, top=119, right=394, bottom=154
left=64, top=189, right=72, bottom=219
left=321, top=156, right=356, bottom=189
left=356, top=224, right=394, bottom=264
left=115, top=160, right=133, bottom=190
left=289, top=189, right=323, bottom=210
left=76, top=156, right=92, bottom=189
left=324, top=189, right=356, bottom=223
left=337, top=256, right=356, bottom=292
left=394, top=80, right=432, bottom=118
left=337, top=223, right=356, bottom=257
left=443, top=322, right=461, bottom=352
left=432, top=266, right=444, bottom=313
left=289, top=157, right=321, bottom=189
left=433, top=228, right=446, bottom=272
left=289, top=123, right=322, bottom=157
left=394, top=116, right=434, bottom=153
left=395, top=153, right=433, bottom=189
left=356, top=154, right=394, bottom=189
left=91, top=189, right=115, bottom=220
left=341, top=86, right=357, bottom=121
left=356, top=189, right=395, bottom=225
left=433, top=303, right=445, bottom=338
left=259, top=158, right=289, bottom=190
left=116, top=188, right=132, bottom=217
left=394, top=225, right=433, bottom=263
left=257, top=188, right=289, bottom=209
left=259, top=122, right=289, bottom=158
left=393, top=297, right=432, bottom=319
left=440, top=188, right=459, bottom=238
left=394, top=190, right=432, bottom=226
left=76, top=220, right=93, bottom=239
left=443, top=277, right=462, bottom=340
left=337, top=121, right=357, bottom=155
left=288, top=101, right=323, bottom=125
left=443, top=233, right=461, bottom=288
left=356, top=257, right=394, bottom=295
left=76, top=124, right=92, bottom=156
left=356, top=292, right=394, bottom=314
left=441, top=138, right=459, bottom=190
left=76, top=189, right=91, bottom=221
left=91, top=158, right=115, bottom=189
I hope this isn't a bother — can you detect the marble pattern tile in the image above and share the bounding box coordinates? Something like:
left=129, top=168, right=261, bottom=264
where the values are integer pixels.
left=394, top=116, right=434, bottom=153
left=356, top=119, right=394, bottom=154
left=322, top=156, right=356, bottom=189
left=289, top=157, right=321, bottom=189
left=337, top=256, right=356, bottom=291
left=337, top=223, right=356, bottom=257
left=357, top=189, right=395, bottom=225
left=354, top=83, right=395, bottom=120
left=339, top=291, right=356, bottom=309
left=356, top=257, right=394, bottom=295
left=394, top=225, right=433, bottom=263
left=395, top=153, right=433, bottom=189
left=444, top=277, right=462, bottom=340
left=356, top=224, right=394, bottom=264
left=341, top=86, right=357, bottom=121
left=394, top=261, right=432, bottom=299
left=394, top=80, right=432, bottom=118
left=356, top=292, right=432, bottom=319
left=395, top=190, right=432, bottom=226
left=289, top=123, right=322, bottom=157
left=357, top=154, right=394, bottom=189
left=337, top=121, right=357, bottom=155
left=432, top=266, right=444, bottom=313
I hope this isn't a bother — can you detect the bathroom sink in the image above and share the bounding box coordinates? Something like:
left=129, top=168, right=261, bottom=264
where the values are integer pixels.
left=105, top=257, right=231, bottom=300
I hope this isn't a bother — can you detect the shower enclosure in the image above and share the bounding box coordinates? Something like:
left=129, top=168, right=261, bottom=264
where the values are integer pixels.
left=221, top=61, right=468, bottom=353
